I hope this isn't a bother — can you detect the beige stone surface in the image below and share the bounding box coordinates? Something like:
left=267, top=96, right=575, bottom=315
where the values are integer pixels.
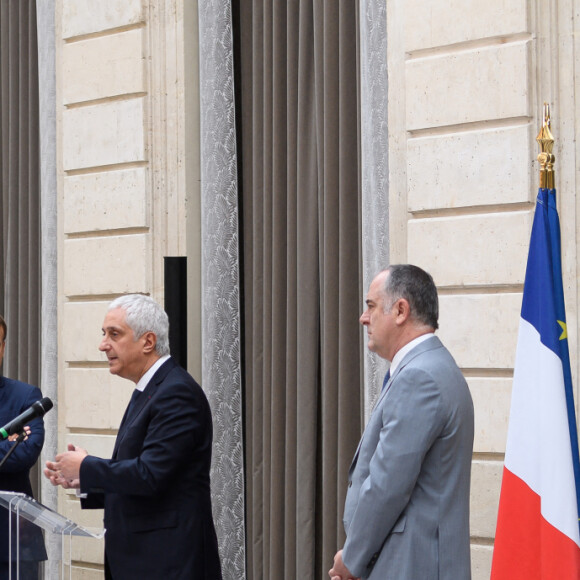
left=62, top=99, right=146, bottom=171
left=406, top=42, right=531, bottom=130
left=404, top=0, right=528, bottom=51
left=407, top=124, right=534, bottom=211
left=471, top=544, right=494, bottom=580
left=64, top=168, right=148, bottom=234
left=66, top=566, right=104, bottom=580
left=61, top=493, right=102, bottom=525
left=62, top=301, right=109, bottom=361
left=63, top=29, right=145, bottom=104
left=468, top=377, right=512, bottom=454
left=70, top=538, right=106, bottom=568
left=63, top=235, right=149, bottom=297
left=408, top=211, right=532, bottom=287
left=470, top=460, right=503, bottom=538
left=62, top=0, right=143, bottom=39
left=65, top=368, right=133, bottom=429
left=438, top=293, right=521, bottom=370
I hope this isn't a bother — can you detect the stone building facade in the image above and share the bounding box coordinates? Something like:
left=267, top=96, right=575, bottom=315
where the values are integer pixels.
left=43, top=1, right=580, bottom=578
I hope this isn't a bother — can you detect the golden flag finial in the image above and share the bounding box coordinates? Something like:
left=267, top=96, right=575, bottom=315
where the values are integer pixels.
left=536, top=103, right=555, bottom=188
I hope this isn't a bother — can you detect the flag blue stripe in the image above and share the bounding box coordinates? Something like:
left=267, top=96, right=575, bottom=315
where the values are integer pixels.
left=520, top=190, right=559, bottom=351
left=546, top=189, right=580, bottom=526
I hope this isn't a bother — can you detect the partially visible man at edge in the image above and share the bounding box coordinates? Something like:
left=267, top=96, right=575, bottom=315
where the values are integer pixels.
left=0, top=314, right=47, bottom=579
left=44, top=294, right=222, bottom=580
left=330, top=265, right=474, bottom=580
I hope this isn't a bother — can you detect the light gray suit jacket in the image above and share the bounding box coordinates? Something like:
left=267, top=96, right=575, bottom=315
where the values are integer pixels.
left=342, top=336, right=474, bottom=580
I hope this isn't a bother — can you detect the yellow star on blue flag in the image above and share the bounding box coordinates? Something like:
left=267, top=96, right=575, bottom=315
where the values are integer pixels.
left=558, top=320, right=567, bottom=340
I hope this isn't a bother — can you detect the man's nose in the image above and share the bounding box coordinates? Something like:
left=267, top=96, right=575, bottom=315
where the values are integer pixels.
left=99, top=337, right=108, bottom=351
left=360, top=310, right=369, bottom=325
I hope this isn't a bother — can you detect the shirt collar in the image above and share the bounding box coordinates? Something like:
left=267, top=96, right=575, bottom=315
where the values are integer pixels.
left=388, top=333, right=434, bottom=377
left=135, top=354, right=170, bottom=392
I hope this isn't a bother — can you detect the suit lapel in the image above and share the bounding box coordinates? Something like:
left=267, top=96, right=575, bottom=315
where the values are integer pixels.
left=112, top=386, right=152, bottom=459
left=112, top=357, right=175, bottom=458
left=349, top=337, right=443, bottom=473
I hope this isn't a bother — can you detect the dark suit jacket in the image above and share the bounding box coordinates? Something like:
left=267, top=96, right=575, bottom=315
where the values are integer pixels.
left=0, top=377, right=47, bottom=565
left=80, top=357, right=222, bottom=580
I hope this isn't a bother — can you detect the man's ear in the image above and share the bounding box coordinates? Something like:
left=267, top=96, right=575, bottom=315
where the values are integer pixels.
left=394, top=298, right=411, bottom=325
left=142, top=331, right=157, bottom=354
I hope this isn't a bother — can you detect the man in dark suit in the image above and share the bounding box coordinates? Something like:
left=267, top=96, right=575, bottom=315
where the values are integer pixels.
left=330, top=265, right=474, bottom=580
left=0, top=315, right=47, bottom=579
left=44, top=295, right=222, bottom=580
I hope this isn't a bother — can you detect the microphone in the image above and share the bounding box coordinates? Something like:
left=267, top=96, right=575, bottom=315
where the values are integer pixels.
left=0, top=397, right=53, bottom=440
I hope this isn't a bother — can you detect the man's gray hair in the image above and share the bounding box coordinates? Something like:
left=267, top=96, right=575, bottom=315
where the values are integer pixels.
left=382, top=264, right=439, bottom=330
left=108, top=294, right=170, bottom=356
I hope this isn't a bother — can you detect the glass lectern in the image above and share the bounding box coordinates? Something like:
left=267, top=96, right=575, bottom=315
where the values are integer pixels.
left=0, top=491, right=104, bottom=579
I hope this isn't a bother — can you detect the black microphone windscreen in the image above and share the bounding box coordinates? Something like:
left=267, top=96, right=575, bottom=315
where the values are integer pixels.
left=39, top=397, right=53, bottom=412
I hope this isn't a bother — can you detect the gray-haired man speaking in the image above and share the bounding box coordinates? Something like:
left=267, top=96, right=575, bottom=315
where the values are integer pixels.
left=46, top=295, right=222, bottom=579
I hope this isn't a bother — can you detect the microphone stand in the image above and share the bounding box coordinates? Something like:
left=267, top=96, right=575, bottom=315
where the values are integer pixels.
left=0, top=431, right=27, bottom=472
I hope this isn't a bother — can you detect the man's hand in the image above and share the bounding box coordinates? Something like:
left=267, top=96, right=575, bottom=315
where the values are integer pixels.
left=329, top=549, right=359, bottom=580
left=44, top=443, right=87, bottom=489
left=7, top=425, right=31, bottom=442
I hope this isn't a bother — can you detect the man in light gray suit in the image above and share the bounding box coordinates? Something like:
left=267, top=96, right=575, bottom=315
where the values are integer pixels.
left=330, top=265, right=474, bottom=580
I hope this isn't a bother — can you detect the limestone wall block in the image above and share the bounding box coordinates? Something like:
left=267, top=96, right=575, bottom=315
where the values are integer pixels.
left=471, top=544, right=493, bottom=580
left=63, top=235, right=149, bottom=297
left=63, top=99, right=146, bottom=171
left=63, top=301, right=109, bottom=361
left=63, top=29, right=145, bottom=105
left=406, top=42, right=531, bottom=130
left=62, top=0, right=143, bottom=39
left=438, top=293, right=521, bottom=369
left=470, top=459, right=502, bottom=538
left=67, top=569, right=104, bottom=580
left=65, top=368, right=133, bottom=430
left=61, top=495, right=104, bottom=532
left=70, top=536, right=105, bottom=567
left=408, top=124, right=534, bottom=210
left=408, top=211, right=532, bottom=286
left=404, top=0, right=527, bottom=51
left=468, top=377, right=512, bottom=453
left=64, top=168, right=148, bottom=234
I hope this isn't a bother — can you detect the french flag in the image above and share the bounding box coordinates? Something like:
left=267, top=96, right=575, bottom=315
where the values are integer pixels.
left=491, top=188, right=580, bottom=578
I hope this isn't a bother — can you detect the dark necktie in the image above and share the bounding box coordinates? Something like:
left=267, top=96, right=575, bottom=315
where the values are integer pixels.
left=381, top=369, right=391, bottom=392
left=114, top=389, right=142, bottom=459
left=126, top=389, right=142, bottom=415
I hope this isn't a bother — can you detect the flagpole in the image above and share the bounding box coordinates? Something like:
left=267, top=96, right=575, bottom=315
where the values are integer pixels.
left=536, top=102, right=555, bottom=188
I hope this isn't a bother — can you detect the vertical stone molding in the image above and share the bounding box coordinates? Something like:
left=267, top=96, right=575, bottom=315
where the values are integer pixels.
left=146, top=0, right=188, bottom=297
left=360, top=0, right=390, bottom=421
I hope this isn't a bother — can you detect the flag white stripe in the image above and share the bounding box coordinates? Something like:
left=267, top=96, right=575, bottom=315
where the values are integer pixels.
left=505, top=318, right=580, bottom=546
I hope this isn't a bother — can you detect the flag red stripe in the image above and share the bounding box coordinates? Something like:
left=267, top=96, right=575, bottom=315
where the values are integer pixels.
left=491, top=467, right=580, bottom=579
